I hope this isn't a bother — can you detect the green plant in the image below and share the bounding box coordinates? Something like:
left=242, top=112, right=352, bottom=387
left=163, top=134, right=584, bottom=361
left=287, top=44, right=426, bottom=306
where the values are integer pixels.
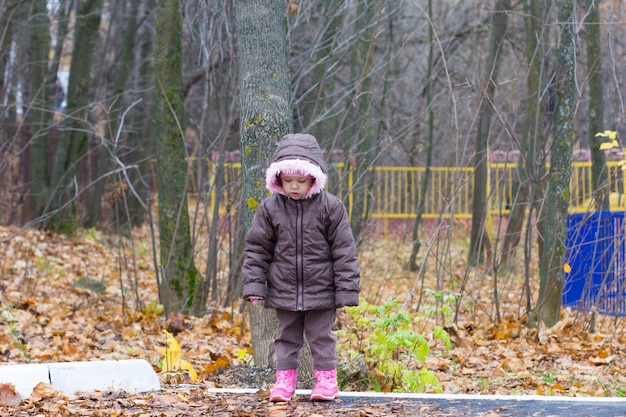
left=337, top=298, right=451, bottom=393
left=599, top=363, right=626, bottom=397
left=2, top=304, right=31, bottom=362
left=422, top=289, right=460, bottom=323
left=480, top=376, right=488, bottom=394
left=83, top=227, right=101, bottom=242
left=612, top=386, right=626, bottom=397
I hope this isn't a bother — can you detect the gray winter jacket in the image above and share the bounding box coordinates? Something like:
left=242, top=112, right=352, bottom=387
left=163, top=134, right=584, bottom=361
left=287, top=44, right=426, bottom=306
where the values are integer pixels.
left=242, top=134, right=360, bottom=311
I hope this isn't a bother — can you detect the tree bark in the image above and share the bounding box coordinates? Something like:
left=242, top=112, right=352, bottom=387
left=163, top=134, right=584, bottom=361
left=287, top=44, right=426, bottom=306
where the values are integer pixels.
left=235, top=0, right=314, bottom=386
left=307, top=0, right=345, bottom=141
left=345, top=0, right=378, bottom=245
left=28, top=0, right=52, bottom=220
left=409, top=0, right=434, bottom=272
left=126, top=2, right=155, bottom=228
left=500, top=0, right=548, bottom=282
left=48, top=0, right=102, bottom=233
left=468, top=0, right=510, bottom=265
left=528, top=0, right=576, bottom=328
left=84, top=0, right=140, bottom=229
left=154, top=0, right=201, bottom=316
left=585, top=0, right=608, bottom=211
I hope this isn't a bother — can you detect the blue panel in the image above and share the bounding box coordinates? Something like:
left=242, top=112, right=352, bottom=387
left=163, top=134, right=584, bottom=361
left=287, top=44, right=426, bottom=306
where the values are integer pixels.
left=564, top=211, right=626, bottom=316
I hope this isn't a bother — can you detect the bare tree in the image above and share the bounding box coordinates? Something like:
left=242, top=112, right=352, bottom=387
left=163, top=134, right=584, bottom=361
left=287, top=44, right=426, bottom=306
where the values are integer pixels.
left=153, top=0, right=202, bottom=315
left=409, top=0, right=435, bottom=272
left=528, top=0, right=576, bottom=328
left=235, top=0, right=319, bottom=386
left=585, top=0, right=608, bottom=211
left=48, top=0, right=102, bottom=232
left=84, top=0, right=141, bottom=229
left=235, top=0, right=292, bottom=363
left=500, top=0, right=551, bottom=318
left=28, top=0, right=53, bottom=220
left=467, top=0, right=511, bottom=267
left=3, top=0, right=626, bottom=337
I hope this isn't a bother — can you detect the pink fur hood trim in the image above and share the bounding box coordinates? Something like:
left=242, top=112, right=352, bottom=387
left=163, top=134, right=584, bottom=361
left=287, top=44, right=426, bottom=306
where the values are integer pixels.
left=265, top=158, right=327, bottom=199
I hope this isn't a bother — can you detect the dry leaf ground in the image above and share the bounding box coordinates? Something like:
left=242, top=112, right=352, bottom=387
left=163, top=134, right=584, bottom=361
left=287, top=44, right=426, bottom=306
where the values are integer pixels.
left=1, top=220, right=626, bottom=415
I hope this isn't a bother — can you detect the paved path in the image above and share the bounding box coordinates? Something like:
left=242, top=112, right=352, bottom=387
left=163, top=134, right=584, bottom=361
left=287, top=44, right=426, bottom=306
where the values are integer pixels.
left=2, top=360, right=624, bottom=417
left=341, top=393, right=626, bottom=416
left=207, top=388, right=626, bottom=416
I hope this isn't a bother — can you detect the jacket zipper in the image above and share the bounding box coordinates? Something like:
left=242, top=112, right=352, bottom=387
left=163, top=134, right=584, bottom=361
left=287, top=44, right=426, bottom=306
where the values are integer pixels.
left=296, top=200, right=304, bottom=310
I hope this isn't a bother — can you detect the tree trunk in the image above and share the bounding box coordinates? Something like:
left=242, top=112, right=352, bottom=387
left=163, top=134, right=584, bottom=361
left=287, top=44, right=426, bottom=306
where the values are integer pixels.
left=235, top=0, right=314, bottom=386
left=154, top=0, right=201, bottom=316
left=409, top=0, right=434, bottom=271
left=126, top=3, right=155, bottom=228
left=28, top=0, right=52, bottom=220
left=84, top=0, right=140, bottom=229
left=528, top=0, right=575, bottom=329
left=468, top=0, right=510, bottom=265
left=500, top=0, right=548, bottom=270
left=0, top=1, right=17, bottom=111
left=345, top=0, right=378, bottom=245
left=585, top=0, right=608, bottom=211
left=308, top=0, right=345, bottom=142
left=48, top=0, right=102, bottom=233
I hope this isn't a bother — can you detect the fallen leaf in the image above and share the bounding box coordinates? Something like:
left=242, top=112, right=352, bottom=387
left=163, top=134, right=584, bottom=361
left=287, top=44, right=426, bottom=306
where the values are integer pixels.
left=29, top=382, right=59, bottom=402
left=0, top=383, right=21, bottom=407
left=255, top=387, right=270, bottom=399
left=167, top=312, right=186, bottom=334
left=159, top=329, right=198, bottom=383
left=588, top=355, right=615, bottom=365
left=267, top=404, right=290, bottom=417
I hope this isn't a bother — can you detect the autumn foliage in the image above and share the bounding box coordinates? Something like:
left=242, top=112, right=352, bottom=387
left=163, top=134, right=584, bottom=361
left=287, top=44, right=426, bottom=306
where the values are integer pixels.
left=1, top=222, right=626, bottom=414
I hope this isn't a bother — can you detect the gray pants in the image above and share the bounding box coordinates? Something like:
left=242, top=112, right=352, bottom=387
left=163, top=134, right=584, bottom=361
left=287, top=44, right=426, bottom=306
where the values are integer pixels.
left=274, top=308, right=337, bottom=371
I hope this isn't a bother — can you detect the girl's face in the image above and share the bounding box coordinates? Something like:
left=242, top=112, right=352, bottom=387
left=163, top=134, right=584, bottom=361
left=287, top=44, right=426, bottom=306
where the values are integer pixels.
left=280, top=175, right=314, bottom=200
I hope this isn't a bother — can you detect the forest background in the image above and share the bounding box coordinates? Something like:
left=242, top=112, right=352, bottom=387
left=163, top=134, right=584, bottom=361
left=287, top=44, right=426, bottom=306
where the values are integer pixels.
left=1, top=0, right=626, bottom=406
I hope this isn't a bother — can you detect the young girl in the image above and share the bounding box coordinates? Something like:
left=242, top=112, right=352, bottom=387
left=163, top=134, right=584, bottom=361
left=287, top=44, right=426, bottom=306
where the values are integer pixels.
left=242, top=133, right=361, bottom=402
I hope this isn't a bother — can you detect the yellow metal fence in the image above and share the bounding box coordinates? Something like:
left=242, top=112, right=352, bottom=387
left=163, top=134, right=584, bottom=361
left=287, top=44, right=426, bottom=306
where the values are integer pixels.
left=187, top=160, right=626, bottom=219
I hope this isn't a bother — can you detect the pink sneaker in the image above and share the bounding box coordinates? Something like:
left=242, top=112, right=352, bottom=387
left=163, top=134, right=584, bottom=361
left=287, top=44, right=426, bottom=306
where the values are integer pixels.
left=269, top=369, right=297, bottom=402
left=310, top=369, right=339, bottom=401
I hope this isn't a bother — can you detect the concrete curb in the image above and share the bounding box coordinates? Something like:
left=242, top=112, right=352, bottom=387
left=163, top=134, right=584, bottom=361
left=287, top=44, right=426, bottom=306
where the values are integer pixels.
left=3, top=364, right=625, bottom=408
left=0, top=359, right=160, bottom=399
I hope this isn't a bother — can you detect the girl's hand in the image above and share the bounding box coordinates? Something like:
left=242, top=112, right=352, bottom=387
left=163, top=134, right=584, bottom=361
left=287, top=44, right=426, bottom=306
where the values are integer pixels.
left=248, top=296, right=264, bottom=305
